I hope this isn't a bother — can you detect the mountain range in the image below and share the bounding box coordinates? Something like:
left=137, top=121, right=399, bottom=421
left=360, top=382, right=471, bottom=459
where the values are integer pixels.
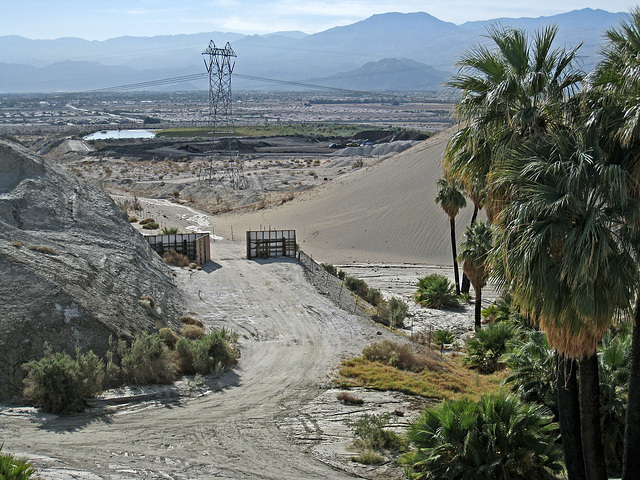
left=0, top=8, right=628, bottom=94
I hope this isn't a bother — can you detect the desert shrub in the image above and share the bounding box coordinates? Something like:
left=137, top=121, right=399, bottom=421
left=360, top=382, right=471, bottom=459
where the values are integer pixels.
left=406, top=394, right=562, bottom=480
left=175, top=329, right=238, bottom=375
left=321, top=263, right=338, bottom=276
left=181, top=324, right=205, bottom=339
left=162, top=250, right=189, bottom=267
left=158, top=328, right=179, bottom=349
left=139, top=295, right=155, bottom=308
left=161, top=226, right=180, bottom=234
left=344, top=276, right=369, bottom=298
left=415, top=274, right=459, bottom=309
left=0, top=445, right=35, bottom=479
left=180, top=315, right=204, bottom=328
left=188, top=262, right=198, bottom=269
left=351, top=450, right=385, bottom=465
left=362, top=340, right=431, bottom=372
left=348, top=413, right=405, bottom=452
left=337, top=391, right=364, bottom=405
left=365, top=288, right=384, bottom=306
left=113, top=333, right=177, bottom=385
left=142, top=222, right=160, bottom=230
left=139, top=217, right=155, bottom=225
left=388, top=297, right=409, bottom=327
left=23, top=349, right=104, bottom=414
left=464, top=321, right=518, bottom=373
left=10, top=241, right=23, bottom=248
left=338, top=270, right=346, bottom=280
left=127, top=216, right=138, bottom=223
left=190, top=329, right=238, bottom=374
left=27, top=245, right=59, bottom=255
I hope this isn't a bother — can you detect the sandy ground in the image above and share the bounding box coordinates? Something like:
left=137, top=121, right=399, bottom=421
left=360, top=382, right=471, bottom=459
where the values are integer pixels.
left=0, top=130, right=493, bottom=479
left=0, top=236, right=418, bottom=480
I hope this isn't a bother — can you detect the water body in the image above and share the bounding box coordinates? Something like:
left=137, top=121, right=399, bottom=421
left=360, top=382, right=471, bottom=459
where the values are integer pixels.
left=84, top=129, right=156, bottom=140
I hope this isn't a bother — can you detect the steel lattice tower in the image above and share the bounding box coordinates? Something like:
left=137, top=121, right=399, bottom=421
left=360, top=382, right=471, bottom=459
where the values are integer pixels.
left=199, top=41, right=246, bottom=189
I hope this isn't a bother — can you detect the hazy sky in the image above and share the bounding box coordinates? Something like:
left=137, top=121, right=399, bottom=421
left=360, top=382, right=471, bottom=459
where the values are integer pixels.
left=2, top=1, right=638, bottom=40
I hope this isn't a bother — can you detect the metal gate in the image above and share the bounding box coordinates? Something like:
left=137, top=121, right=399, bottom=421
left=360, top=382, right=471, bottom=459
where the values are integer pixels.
left=246, top=230, right=296, bottom=259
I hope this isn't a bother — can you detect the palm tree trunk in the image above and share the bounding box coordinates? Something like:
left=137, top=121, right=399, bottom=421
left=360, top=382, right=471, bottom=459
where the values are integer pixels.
left=474, top=287, right=482, bottom=330
left=556, top=353, right=587, bottom=480
left=460, top=205, right=479, bottom=295
left=449, top=217, right=460, bottom=295
left=579, top=353, right=607, bottom=480
left=622, top=295, right=640, bottom=480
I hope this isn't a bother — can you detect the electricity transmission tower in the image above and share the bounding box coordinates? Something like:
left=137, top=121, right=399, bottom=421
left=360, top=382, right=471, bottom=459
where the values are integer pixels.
left=199, top=41, right=246, bottom=189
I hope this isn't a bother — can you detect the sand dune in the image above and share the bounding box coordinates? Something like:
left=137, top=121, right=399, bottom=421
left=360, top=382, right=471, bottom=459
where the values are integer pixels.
left=211, top=127, right=477, bottom=265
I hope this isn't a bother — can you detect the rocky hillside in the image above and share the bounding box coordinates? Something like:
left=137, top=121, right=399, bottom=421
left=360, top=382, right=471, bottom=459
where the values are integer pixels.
left=0, top=138, right=183, bottom=398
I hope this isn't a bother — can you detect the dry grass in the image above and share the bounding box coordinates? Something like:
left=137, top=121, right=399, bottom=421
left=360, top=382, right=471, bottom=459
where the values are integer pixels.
left=27, top=245, right=59, bottom=255
left=162, top=250, right=189, bottom=267
left=180, top=324, right=206, bottom=339
left=337, top=353, right=506, bottom=401
left=337, top=391, right=365, bottom=405
left=10, top=241, right=23, bottom=248
left=180, top=315, right=204, bottom=328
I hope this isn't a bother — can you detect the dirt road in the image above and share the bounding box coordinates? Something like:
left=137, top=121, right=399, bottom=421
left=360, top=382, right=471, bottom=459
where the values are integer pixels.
left=1, top=241, right=396, bottom=479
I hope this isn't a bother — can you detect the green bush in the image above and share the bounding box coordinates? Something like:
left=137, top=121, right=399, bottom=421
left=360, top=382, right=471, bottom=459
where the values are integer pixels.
left=321, top=263, right=338, bottom=276
left=344, top=276, right=369, bottom=298
left=388, top=297, right=409, bottom=327
left=142, top=222, right=160, bottom=230
left=176, top=329, right=238, bottom=375
left=365, top=288, right=384, bottom=306
left=108, top=333, right=177, bottom=386
left=23, top=349, right=104, bottom=414
left=348, top=413, right=406, bottom=452
left=415, top=274, right=459, bottom=309
left=0, top=445, right=35, bottom=480
left=463, top=322, right=518, bottom=373
left=161, top=226, right=180, bottom=234
left=406, top=394, right=563, bottom=480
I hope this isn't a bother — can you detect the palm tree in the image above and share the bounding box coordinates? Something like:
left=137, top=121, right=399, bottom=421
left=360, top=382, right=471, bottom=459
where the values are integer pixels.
left=444, top=25, right=583, bottom=221
left=407, top=394, right=564, bottom=480
left=435, top=176, right=466, bottom=295
left=491, top=129, right=638, bottom=480
left=458, top=221, right=492, bottom=330
left=589, top=9, right=640, bottom=479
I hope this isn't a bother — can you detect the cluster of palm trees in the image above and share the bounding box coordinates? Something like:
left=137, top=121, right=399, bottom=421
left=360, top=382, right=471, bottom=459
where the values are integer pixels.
left=436, top=9, right=640, bottom=480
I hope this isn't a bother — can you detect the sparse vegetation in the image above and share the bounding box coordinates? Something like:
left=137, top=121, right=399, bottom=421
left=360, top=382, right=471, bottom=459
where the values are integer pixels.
left=10, top=241, right=22, bottom=248
left=161, top=226, right=180, bottom=234
left=336, top=391, right=364, bottom=405
left=22, top=328, right=238, bottom=413
left=348, top=413, right=406, bottom=452
left=142, top=222, right=159, bottom=230
left=162, top=250, right=189, bottom=267
left=180, top=315, right=204, bottom=328
left=27, top=245, right=59, bottom=255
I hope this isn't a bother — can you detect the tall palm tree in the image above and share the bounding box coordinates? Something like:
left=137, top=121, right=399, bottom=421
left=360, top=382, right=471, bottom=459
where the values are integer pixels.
left=588, top=9, right=640, bottom=479
left=458, top=221, right=492, bottom=330
left=444, top=24, right=583, bottom=220
left=491, top=129, right=638, bottom=480
left=435, top=177, right=466, bottom=295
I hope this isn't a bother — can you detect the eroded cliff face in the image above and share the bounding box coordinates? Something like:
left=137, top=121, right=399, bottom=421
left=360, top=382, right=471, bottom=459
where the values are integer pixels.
left=0, top=139, right=183, bottom=398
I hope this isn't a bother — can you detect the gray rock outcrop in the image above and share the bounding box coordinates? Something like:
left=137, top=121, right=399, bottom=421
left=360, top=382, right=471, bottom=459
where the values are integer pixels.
left=0, top=139, right=183, bottom=398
